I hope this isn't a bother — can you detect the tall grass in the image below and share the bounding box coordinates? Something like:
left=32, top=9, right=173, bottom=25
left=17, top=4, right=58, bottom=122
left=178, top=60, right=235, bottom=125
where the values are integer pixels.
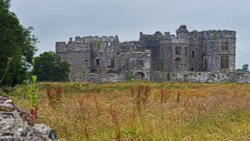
left=9, top=81, right=250, bottom=141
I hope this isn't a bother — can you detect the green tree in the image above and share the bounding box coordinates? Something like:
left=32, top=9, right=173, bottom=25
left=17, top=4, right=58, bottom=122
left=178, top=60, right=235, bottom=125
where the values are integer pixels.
left=33, top=51, right=70, bottom=82
left=0, top=0, right=37, bottom=86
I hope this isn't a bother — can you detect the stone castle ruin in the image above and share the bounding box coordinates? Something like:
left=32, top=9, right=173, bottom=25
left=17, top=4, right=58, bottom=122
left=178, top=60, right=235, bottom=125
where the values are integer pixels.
left=55, top=25, right=243, bottom=83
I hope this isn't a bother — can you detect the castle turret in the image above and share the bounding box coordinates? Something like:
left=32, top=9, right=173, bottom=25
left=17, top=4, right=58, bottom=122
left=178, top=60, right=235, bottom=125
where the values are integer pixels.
left=176, top=25, right=189, bottom=38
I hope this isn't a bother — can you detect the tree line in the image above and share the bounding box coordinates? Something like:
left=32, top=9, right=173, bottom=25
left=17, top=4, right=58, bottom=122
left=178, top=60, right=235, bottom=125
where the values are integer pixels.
left=0, top=0, right=70, bottom=87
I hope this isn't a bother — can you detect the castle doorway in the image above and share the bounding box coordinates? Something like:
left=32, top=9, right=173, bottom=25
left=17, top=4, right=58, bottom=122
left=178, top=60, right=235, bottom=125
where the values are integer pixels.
left=135, top=72, right=145, bottom=80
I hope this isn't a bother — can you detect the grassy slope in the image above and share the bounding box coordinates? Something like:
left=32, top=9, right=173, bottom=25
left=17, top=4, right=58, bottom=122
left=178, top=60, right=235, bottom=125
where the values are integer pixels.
left=6, top=81, right=250, bottom=141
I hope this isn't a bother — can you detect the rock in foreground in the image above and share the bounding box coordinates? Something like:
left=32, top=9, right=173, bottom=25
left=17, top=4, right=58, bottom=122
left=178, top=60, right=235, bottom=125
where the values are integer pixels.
left=0, top=96, right=65, bottom=141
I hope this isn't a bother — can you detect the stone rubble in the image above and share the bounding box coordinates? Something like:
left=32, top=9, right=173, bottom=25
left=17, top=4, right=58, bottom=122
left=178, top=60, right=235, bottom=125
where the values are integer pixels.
left=0, top=96, right=65, bottom=141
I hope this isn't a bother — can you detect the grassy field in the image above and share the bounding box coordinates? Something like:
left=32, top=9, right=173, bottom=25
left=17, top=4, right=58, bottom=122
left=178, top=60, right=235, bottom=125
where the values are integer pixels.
left=4, top=81, right=250, bottom=141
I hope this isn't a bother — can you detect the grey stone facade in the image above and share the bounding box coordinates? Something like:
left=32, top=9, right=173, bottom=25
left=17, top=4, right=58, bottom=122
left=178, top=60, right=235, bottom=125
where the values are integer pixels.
left=139, top=25, right=236, bottom=72
left=56, top=25, right=236, bottom=82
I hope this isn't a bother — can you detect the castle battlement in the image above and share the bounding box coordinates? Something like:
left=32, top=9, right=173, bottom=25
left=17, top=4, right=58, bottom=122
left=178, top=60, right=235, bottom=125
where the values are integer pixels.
left=70, top=35, right=120, bottom=43
left=201, top=30, right=236, bottom=40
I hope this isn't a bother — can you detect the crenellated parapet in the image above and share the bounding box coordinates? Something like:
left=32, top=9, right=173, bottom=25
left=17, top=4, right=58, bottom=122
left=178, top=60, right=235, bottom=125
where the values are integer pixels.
left=201, top=30, right=236, bottom=40
left=72, top=35, right=119, bottom=44
left=139, top=31, right=172, bottom=44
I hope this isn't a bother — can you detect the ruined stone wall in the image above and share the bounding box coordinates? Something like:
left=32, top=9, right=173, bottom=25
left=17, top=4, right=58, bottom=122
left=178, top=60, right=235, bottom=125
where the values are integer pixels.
left=56, top=40, right=91, bottom=81
left=189, top=31, right=204, bottom=71
left=140, top=33, right=160, bottom=71
left=126, top=50, right=151, bottom=80
left=116, top=41, right=144, bottom=74
left=89, top=36, right=120, bottom=73
left=66, top=71, right=250, bottom=83
left=160, top=39, right=173, bottom=72
left=56, top=36, right=122, bottom=81
left=233, top=72, right=250, bottom=83
left=151, top=71, right=250, bottom=83
left=140, top=31, right=173, bottom=71
left=72, top=73, right=125, bottom=83
left=68, top=51, right=91, bottom=81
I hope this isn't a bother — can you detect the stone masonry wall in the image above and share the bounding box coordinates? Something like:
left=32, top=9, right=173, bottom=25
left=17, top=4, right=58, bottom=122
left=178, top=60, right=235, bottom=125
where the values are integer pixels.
left=151, top=71, right=250, bottom=83
left=70, top=73, right=125, bottom=83
left=66, top=71, right=250, bottom=83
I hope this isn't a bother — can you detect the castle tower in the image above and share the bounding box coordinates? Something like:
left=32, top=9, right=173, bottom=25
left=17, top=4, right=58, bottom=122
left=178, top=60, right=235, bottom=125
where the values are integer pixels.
left=171, top=25, right=190, bottom=72
left=56, top=37, right=91, bottom=81
left=176, top=25, right=189, bottom=39
left=139, top=31, right=172, bottom=71
left=202, top=30, right=236, bottom=72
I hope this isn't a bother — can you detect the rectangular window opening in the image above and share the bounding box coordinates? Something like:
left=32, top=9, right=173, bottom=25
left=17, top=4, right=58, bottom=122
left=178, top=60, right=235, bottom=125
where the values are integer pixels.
left=175, top=47, right=181, bottom=55
left=96, top=59, right=100, bottom=66
left=192, top=51, right=195, bottom=58
left=107, top=42, right=111, bottom=47
left=185, top=47, right=188, bottom=56
left=221, top=39, right=229, bottom=50
left=221, top=55, right=229, bottom=69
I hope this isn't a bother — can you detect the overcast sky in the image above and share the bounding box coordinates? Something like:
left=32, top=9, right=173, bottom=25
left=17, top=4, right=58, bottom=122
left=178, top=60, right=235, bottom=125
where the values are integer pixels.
left=10, top=0, right=250, bottom=69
